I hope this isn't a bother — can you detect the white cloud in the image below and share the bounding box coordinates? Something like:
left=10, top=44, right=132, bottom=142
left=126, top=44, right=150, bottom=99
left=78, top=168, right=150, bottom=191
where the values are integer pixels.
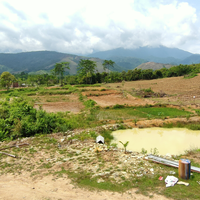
left=0, top=0, right=199, bottom=54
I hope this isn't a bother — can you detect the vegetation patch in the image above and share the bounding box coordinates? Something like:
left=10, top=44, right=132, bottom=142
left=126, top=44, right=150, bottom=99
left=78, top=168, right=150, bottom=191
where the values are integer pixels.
left=95, top=106, right=192, bottom=121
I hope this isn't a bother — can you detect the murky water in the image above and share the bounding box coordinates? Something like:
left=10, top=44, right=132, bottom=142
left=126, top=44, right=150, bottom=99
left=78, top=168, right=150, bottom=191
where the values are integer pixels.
left=112, top=128, right=200, bottom=155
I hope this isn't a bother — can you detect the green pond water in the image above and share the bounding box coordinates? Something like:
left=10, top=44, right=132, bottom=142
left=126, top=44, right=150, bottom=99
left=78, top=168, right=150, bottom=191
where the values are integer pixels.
left=112, top=128, right=200, bottom=155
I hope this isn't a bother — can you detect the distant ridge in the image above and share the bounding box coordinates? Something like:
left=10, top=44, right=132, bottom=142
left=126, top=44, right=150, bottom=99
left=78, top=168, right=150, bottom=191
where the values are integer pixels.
left=181, top=54, right=200, bottom=64
left=88, top=46, right=192, bottom=61
left=86, top=45, right=200, bottom=71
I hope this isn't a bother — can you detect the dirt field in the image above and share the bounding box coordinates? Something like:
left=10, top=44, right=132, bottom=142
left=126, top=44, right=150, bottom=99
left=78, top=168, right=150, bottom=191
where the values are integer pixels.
left=33, top=75, right=200, bottom=113
left=105, top=75, right=200, bottom=106
left=34, top=94, right=84, bottom=113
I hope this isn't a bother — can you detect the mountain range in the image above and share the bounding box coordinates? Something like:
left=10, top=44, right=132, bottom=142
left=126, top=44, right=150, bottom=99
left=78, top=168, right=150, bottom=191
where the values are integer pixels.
left=0, top=46, right=200, bottom=74
left=87, top=45, right=200, bottom=65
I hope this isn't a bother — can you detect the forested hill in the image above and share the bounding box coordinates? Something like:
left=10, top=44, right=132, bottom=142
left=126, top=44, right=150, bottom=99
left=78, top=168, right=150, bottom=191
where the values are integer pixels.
left=0, top=51, right=71, bottom=73
left=0, top=51, right=68, bottom=73
left=0, top=51, right=123, bottom=74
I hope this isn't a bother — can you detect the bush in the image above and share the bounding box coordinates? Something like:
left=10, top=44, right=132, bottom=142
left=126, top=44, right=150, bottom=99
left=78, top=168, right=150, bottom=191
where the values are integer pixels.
left=84, top=99, right=97, bottom=108
left=0, top=97, right=67, bottom=140
left=195, top=110, right=200, bottom=116
left=113, top=104, right=125, bottom=109
left=142, top=88, right=154, bottom=93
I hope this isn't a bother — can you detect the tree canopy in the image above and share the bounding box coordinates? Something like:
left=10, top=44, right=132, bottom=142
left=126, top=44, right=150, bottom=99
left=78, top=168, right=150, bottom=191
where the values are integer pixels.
left=102, top=60, right=115, bottom=72
left=77, top=59, right=97, bottom=84
left=52, top=62, right=70, bottom=86
left=0, top=71, right=16, bottom=90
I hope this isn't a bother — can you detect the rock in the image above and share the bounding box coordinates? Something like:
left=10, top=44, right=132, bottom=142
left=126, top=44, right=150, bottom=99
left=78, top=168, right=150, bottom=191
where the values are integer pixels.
left=165, top=153, right=171, bottom=158
left=137, top=156, right=144, bottom=159
left=60, top=139, right=65, bottom=142
left=136, top=174, right=143, bottom=177
left=97, top=178, right=104, bottom=183
left=150, top=168, right=154, bottom=172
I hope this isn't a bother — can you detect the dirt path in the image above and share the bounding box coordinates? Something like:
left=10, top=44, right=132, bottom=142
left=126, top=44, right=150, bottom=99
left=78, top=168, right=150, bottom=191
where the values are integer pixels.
left=0, top=173, right=171, bottom=200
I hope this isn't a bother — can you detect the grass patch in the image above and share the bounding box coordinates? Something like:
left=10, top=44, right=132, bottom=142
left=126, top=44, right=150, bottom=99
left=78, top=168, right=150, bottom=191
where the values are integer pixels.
left=163, top=122, right=200, bottom=130
left=67, top=170, right=133, bottom=192
left=74, top=84, right=101, bottom=87
left=96, top=106, right=191, bottom=121
left=135, top=107, right=191, bottom=119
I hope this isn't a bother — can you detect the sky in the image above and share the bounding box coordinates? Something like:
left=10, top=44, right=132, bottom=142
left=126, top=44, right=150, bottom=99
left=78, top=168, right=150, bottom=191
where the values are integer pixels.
left=0, top=0, right=200, bottom=55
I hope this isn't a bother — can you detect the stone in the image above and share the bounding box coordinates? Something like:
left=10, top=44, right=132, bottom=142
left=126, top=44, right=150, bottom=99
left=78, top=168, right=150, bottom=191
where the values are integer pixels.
left=136, top=174, right=143, bottom=177
left=60, top=139, right=65, bottom=142
left=165, top=153, right=172, bottom=158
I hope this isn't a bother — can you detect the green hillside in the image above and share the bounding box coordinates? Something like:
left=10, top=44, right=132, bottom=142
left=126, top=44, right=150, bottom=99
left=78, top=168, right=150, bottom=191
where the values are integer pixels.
left=0, top=51, right=124, bottom=74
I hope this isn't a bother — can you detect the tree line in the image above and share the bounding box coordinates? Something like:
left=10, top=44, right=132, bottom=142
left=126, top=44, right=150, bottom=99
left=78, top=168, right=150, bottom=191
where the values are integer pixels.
left=0, top=59, right=200, bottom=89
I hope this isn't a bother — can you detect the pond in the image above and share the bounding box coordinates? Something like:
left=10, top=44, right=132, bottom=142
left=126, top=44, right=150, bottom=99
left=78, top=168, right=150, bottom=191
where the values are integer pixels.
left=112, top=128, right=200, bottom=155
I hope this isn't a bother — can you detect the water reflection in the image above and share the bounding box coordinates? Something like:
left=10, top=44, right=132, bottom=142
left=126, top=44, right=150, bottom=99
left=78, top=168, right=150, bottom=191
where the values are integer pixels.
left=112, top=128, right=200, bottom=155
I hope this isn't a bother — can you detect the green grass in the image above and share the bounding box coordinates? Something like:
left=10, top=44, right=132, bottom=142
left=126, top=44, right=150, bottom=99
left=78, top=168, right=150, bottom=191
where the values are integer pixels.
left=0, top=86, right=78, bottom=98
left=62, top=163, right=200, bottom=200
left=66, top=170, right=133, bottom=192
left=95, top=107, right=192, bottom=121
left=74, top=84, right=101, bottom=87
left=163, top=122, right=200, bottom=130
left=135, top=107, right=191, bottom=118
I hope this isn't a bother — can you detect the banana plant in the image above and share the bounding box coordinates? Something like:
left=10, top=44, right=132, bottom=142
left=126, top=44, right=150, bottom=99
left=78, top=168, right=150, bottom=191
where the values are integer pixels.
left=119, top=141, right=129, bottom=154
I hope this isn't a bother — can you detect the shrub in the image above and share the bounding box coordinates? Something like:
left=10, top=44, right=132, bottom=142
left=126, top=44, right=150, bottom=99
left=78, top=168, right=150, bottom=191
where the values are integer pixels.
left=84, top=99, right=97, bottom=108
left=195, top=110, right=200, bottom=116
left=113, top=104, right=125, bottom=109
left=0, top=97, right=67, bottom=140
left=142, top=88, right=154, bottom=93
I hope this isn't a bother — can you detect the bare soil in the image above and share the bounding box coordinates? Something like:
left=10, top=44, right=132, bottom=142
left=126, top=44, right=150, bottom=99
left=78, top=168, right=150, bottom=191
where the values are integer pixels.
left=87, top=93, right=155, bottom=107
left=0, top=173, right=171, bottom=200
left=105, top=75, right=200, bottom=106
left=34, top=94, right=84, bottom=113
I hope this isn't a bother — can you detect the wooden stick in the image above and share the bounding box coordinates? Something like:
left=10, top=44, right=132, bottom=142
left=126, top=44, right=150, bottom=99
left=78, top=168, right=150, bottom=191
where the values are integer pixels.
left=0, top=143, right=29, bottom=151
left=0, top=151, right=16, bottom=158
